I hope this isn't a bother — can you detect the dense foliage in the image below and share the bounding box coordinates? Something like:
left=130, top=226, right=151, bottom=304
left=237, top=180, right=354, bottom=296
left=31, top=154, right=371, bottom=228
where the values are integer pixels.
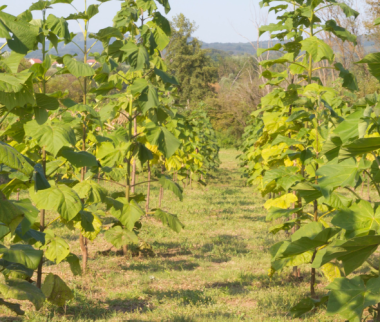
left=240, top=0, right=380, bottom=320
left=0, top=0, right=220, bottom=315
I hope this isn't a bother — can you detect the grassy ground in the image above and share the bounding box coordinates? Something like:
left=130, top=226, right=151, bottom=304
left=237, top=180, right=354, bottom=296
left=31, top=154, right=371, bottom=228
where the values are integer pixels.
left=3, top=149, right=340, bottom=321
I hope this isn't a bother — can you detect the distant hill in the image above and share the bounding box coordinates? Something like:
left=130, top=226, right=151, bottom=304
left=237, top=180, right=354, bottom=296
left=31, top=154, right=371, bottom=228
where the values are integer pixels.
left=0, top=35, right=377, bottom=60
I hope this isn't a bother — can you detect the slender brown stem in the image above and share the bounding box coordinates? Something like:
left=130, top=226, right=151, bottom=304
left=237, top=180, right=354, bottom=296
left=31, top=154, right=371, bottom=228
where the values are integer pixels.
left=146, top=161, right=151, bottom=214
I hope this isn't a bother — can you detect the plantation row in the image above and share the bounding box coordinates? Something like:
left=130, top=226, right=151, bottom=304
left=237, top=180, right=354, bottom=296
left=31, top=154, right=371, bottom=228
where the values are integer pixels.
left=0, top=0, right=220, bottom=315
left=239, top=0, right=380, bottom=321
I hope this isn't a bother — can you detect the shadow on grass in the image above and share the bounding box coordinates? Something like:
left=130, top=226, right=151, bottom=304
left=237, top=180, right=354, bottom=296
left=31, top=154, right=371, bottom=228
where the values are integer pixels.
left=122, top=259, right=199, bottom=272
left=44, top=298, right=151, bottom=321
left=51, top=296, right=153, bottom=321
left=145, top=289, right=213, bottom=306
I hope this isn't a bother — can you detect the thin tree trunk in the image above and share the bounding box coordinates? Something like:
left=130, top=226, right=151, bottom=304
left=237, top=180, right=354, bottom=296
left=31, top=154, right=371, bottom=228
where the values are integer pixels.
left=37, top=148, right=46, bottom=288
left=368, top=175, right=371, bottom=202
left=131, top=117, right=137, bottom=194
left=145, top=162, right=151, bottom=214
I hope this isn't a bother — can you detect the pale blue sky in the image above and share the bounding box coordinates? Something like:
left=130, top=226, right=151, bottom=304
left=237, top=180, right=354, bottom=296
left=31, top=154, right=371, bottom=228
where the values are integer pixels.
left=2, top=0, right=276, bottom=43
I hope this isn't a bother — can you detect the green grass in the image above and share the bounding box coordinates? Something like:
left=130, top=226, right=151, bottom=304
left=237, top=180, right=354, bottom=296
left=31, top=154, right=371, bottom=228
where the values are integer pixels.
left=2, top=150, right=340, bottom=321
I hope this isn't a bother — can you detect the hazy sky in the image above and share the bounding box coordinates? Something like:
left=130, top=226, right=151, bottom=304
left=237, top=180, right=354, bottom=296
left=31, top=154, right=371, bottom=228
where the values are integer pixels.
left=2, top=0, right=276, bottom=43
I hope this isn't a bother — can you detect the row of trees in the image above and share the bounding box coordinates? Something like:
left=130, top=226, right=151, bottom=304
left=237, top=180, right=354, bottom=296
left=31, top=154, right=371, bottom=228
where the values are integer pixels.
left=0, top=0, right=219, bottom=315
left=240, top=0, right=380, bottom=321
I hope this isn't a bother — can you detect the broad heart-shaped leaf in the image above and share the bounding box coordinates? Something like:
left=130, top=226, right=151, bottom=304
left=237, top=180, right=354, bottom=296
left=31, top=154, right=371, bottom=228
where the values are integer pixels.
left=339, top=138, right=380, bottom=161
left=158, top=176, right=183, bottom=201
left=73, top=181, right=107, bottom=205
left=42, top=273, right=73, bottom=307
left=15, top=227, right=45, bottom=245
left=120, top=42, right=149, bottom=71
left=0, top=142, right=34, bottom=176
left=266, top=207, right=302, bottom=221
left=63, top=56, right=95, bottom=78
left=111, top=199, right=144, bottom=231
left=35, top=93, right=59, bottom=110
left=147, top=20, right=170, bottom=51
left=324, top=20, right=357, bottom=44
left=300, top=36, right=334, bottom=63
left=270, top=241, right=313, bottom=271
left=43, top=230, right=70, bottom=264
left=334, top=62, right=358, bottom=92
left=357, top=53, right=380, bottom=81
left=292, top=182, right=323, bottom=204
left=332, top=200, right=380, bottom=236
left=0, top=11, right=39, bottom=54
left=157, top=0, right=171, bottom=13
left=154, top=68, right=178, bottom=85
left=154, top=209, right=184, bottom=233
left=316, top=158, right=360, bottom=191
left=0, top=244, right=43, bottom=270
left=30, top=184, right=82, bottom=222
left=326, top=276, right=380, bottom=321
left=146, top=126, right=180, bottom=158
left=275, top=225, right=340, bottom=259
left=0, top=198, right=25, bottom=233
left=0, top=276, right=45, bottom=310
left=33, top=163, right=51, bottom=192
left=97, top=141, right=131, bottom=167
left=24, top=120, right=76, bottom=157
left=332, top=109, right=363, bottom=144
left=138, top=84, right=160, bottom=113
left=73, top=210, right=102, bottom=241
left=263, top=166, right=303, bottom=191
left=64, top=253, right=81, bottom=276
left=11, top=199, right=38, bottom=235
left=0, top=259, right=34, bottom=280
left=0, top=70, right=35, bottom=110
left=105, top=226, right=138, bottom=248
left=59, top=147, right=98, bottom=168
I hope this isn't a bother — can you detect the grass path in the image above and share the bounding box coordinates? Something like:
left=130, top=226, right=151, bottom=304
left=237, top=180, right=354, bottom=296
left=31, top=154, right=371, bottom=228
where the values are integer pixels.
left=7, top=150, right=337, bottom=321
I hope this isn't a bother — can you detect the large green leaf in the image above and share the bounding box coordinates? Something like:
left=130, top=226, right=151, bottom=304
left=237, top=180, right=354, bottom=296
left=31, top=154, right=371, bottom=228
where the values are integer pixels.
left=266, top=207, right=302, bottom=221
left=44, top=230, right=70, bottom=264
left=30, top=184, right=82, bottom=221
left=146, top=126, right=180, bottom=158
left=332, top=200, right=380, bottom=236
left=0, top=142, right=34, bottom=176
left=63, top=56, right=95, bottom=78
left=11, top=199, right=39, bottom=234
left=0, top=11, right=39, bottom=54
left=111, top=199, right=144, bottom=231
left=59, top=147, right=98, bottom=168
left=316, top=158, right=360, bottom=191
left=158, top=176, right=183, bottom=201
left=120, top=42, right=149, bottom=71
left=73, top=181, right=107, bottom=205
left=312, top=237, right=380, bottom=275
left=73, top=210, right=102, bottom=241
left=35, top=93, right=59, bottom=110
left=332, top=109, right=363, bottom=143
left=105, top=226, right=138, bottom=248
left=154, top=209, right=184, bottom=233
left=339, top=138, right=380, bottom=161
left=41, top=273, right=73, bottom=307
left=327, top=276, right=380, bottom=321
left=97, top=141, right=131, bottom=167
left=0, top=276, right=45, bottom=310
left=24, top=120, right=76, bottom=156
left=0, top=245, right=42, bottom=270
left=0, top=197, right=25, bottom=232
left=357, top=53, right=380, bottom=81
left=300, top=36, right=334, bottom=63
left=263, top=166, right=303, bottom=191
left=291, top=296, right=328, bottom=318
